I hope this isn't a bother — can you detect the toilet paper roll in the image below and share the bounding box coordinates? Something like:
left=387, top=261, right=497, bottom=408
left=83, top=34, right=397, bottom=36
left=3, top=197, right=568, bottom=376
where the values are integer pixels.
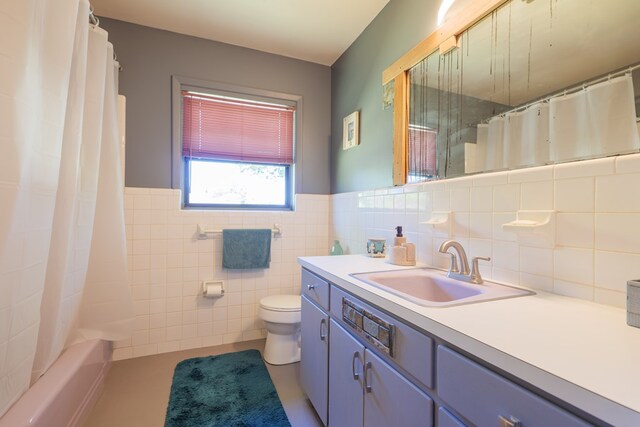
left=203, top=282, right=224, bottom=298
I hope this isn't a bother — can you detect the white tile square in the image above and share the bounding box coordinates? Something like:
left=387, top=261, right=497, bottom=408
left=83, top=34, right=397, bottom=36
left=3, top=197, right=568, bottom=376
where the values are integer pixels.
left=554, top=178, right=594, bottom=212
left=595, top=250, right=640, bottom=292
left=519, top=272, right=553, bottom=292
left=554, top=157, right=615, bottom=179
left=134, top=195, right=152, bottom=210
left=595, top=213, right=640, bottom=252
left=166, top=326, right=182, bottom=341
left=473, top=171, right=509, bottom=187
left=451, top=188, right=470, bottom=212
left=519, top=246, right=553, bottom=277
left=508, top=166, right=553, bottom=183
left=133, top=344, right=158, bottom=358
left=405, top=193, right=419, bottom=212
left=433, top=190, right=450, bottom=211
left=149, top=328, right=166, bottom=344
left=553, top=279, right=594, bottom=301
left=595, top=173, right=640, bottom=212
left=521, top=181, right=553, bottom=210
left=157, top=341, right=181, bottom=354
left=418, top=192, right=433, bottom=213
left=594, top=288, right=625, bottom=308
left=469, top=213, right=492, bottom=239
left=553, top=247, right=593, bottom=285
left=492, top=241, right=519, bottom=270
left=556, top=213, right=594, bottom=248
left=491, top=267, right=519, bottom=285
left=470, top=186, right=492, bottom=212
left=112, top=348, right=133, bottom=361
left=493, top=184, right=520, bottom=212
left=615, top=153, right=640, bottom=174
left=452, top=213, right=469, bottom=238
left=445, top=176, right=473, bottom=189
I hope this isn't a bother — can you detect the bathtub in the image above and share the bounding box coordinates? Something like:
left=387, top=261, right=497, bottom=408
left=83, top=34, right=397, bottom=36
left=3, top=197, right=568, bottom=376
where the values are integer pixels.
left=0, top=339, right=111, bottom=427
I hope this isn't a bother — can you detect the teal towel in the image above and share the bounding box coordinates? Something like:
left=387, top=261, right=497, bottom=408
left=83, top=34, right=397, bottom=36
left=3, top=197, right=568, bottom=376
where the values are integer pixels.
left=222, top=229, right=272, bottom=269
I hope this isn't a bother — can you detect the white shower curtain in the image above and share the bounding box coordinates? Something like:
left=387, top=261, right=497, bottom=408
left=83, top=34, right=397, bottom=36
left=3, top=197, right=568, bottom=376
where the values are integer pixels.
left=550, top=75, right=640, bottom=161
left=476, top=75, right=638, bottom=170
left=0, top=0, right=133, bottom=417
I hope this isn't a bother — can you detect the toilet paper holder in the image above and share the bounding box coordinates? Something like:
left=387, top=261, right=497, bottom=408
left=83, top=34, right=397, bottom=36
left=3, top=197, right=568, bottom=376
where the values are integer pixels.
left=202, top=280, right=225, bottom=298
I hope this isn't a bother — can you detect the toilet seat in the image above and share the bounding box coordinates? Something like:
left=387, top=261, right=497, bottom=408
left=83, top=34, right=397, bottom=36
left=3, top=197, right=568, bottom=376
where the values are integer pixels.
left=260, top=295, right=301, bottom=312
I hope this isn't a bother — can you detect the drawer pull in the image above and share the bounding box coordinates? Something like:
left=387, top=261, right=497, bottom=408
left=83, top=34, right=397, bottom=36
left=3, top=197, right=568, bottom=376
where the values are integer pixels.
left=307, top=284, right=316, bottom=290
left=498, top=415, right=522, bottom=427
left=319, top=318, right=327, bottom=341
left=351, top=351, right=361, bottom=380
left=363, top=361, right=372, bottom=393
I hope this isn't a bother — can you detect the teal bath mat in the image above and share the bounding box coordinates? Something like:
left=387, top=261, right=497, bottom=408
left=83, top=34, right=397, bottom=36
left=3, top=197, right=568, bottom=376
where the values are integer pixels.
left=165, top=349, right=291, bottom=427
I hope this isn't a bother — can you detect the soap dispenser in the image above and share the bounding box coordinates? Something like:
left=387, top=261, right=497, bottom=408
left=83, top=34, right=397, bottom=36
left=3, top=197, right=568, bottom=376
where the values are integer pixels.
left=388, top=226, right=416, bottom=266
left=394, top=226, right=407, bottom=246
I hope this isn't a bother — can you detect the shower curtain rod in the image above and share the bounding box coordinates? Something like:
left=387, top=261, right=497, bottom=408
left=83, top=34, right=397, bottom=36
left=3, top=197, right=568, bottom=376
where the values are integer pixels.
left=479, top=62, right=640, bottom=123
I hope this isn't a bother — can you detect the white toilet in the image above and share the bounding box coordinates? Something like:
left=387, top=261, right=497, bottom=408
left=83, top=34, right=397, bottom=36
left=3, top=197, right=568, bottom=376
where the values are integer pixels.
left=259, top=295, right=302, bottom=365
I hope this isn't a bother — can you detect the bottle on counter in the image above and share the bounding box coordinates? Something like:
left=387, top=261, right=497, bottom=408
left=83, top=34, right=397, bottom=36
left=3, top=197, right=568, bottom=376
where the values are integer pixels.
left=394, top=226, right=407, bottom=246
left=330, top=240, right=344, bottom=256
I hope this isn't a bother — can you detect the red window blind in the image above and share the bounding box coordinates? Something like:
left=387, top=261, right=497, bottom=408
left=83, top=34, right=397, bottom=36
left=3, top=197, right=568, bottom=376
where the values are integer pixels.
left=408, top=126, right=437, bottom=180
left=182, top=91, right=294, bottom=164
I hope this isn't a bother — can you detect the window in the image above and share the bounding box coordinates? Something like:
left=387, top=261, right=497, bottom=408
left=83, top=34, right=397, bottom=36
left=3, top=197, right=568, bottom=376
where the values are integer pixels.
left=174, top=78, right=297, bottom=209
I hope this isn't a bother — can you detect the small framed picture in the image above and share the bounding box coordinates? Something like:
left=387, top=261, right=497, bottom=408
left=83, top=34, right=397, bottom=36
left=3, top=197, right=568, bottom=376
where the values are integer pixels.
left=343, top=111, right=359, bottom=150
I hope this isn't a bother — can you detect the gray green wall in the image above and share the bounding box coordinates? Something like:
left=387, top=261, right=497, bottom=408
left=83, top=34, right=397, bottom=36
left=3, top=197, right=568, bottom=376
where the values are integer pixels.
left=331, top=0, right=440, bottom=193
left=101, top=18, right=331, bottom=194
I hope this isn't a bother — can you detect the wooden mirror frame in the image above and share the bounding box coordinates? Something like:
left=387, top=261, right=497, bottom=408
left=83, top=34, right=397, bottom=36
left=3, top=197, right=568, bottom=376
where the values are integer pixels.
left=384, top=0, right=509, bottom=186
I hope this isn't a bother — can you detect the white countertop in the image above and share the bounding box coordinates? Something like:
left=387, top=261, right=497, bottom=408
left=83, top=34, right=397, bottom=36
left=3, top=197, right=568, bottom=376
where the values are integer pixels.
left=298, top=255, right=640, bottom=427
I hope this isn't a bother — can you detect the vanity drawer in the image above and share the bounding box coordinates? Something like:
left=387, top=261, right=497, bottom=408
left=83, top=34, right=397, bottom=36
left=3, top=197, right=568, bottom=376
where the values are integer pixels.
left=301, top=268, right=330, bottom=310
left=330, top=285, right=434, bottom=389
left=437, top=346, right=591, bottom=427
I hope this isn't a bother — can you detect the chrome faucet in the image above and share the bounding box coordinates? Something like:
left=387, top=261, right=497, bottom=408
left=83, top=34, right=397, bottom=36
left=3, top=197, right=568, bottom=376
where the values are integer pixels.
left=438, top=240, right=491, bottom=284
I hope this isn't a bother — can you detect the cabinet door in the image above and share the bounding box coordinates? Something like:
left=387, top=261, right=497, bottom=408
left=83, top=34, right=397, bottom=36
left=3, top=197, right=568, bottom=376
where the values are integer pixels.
left=363, top=349, right=434, bottom=427
left=328, top=320, right=364, bottom=427
left=300, top=296, right=329, bottom=425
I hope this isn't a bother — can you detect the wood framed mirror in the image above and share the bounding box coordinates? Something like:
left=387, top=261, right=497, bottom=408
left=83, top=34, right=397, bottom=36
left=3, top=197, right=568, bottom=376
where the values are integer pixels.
left=386, top=0, right=640, bottom=185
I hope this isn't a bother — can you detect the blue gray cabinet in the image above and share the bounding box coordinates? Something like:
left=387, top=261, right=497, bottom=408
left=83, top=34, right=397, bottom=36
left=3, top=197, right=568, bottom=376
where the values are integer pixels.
left=437, top=407, right=466, bottom=427
left=437, top=346, right=592, bottom=427
left=329, top=319, right=433, bottom=427
left=301, top=295, right=329, bottom=425
left=300, top=267, right=594, bottom=427
left=328, top=319, right=364, bottom=427
left=364, top=347, right=433, bottom=427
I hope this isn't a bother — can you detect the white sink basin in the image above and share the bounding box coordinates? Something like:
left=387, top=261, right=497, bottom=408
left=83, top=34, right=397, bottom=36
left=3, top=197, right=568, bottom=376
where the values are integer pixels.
left=351, top=268, right=534, bottom=307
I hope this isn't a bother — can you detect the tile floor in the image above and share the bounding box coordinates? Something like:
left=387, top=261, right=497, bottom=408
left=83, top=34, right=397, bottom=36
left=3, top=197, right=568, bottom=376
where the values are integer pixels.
left=84, top=339, right=323, bottom=426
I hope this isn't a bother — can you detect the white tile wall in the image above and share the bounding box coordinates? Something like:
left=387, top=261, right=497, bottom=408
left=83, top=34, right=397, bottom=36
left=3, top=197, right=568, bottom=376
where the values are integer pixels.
left=115, top=153, right=640, bottom=360
left=114, top=189, right=329, bottom=360
left=330, top=153, right=640, bottom=309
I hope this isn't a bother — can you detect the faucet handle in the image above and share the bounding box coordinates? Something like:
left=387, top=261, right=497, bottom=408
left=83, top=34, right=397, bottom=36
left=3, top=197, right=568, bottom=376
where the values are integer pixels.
left=470, top=256, right=491, bottom=284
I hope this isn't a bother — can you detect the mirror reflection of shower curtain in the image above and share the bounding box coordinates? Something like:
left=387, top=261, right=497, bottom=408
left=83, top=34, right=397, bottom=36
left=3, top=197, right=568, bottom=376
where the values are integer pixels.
left=520, top=102, right=550, bottom=167
left=550, top=75, right=640, bottom=161
left=485, top=117, right=505, bottom=171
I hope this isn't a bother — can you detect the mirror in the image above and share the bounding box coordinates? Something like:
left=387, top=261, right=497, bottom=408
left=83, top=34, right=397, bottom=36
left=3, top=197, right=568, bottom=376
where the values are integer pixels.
left=406, top=0, right=640, bottom=182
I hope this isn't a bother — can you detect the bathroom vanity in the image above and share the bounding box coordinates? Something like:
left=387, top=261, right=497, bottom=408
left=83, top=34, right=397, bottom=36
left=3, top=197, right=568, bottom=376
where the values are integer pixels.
left=298, top=255, right=640, bottom=427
